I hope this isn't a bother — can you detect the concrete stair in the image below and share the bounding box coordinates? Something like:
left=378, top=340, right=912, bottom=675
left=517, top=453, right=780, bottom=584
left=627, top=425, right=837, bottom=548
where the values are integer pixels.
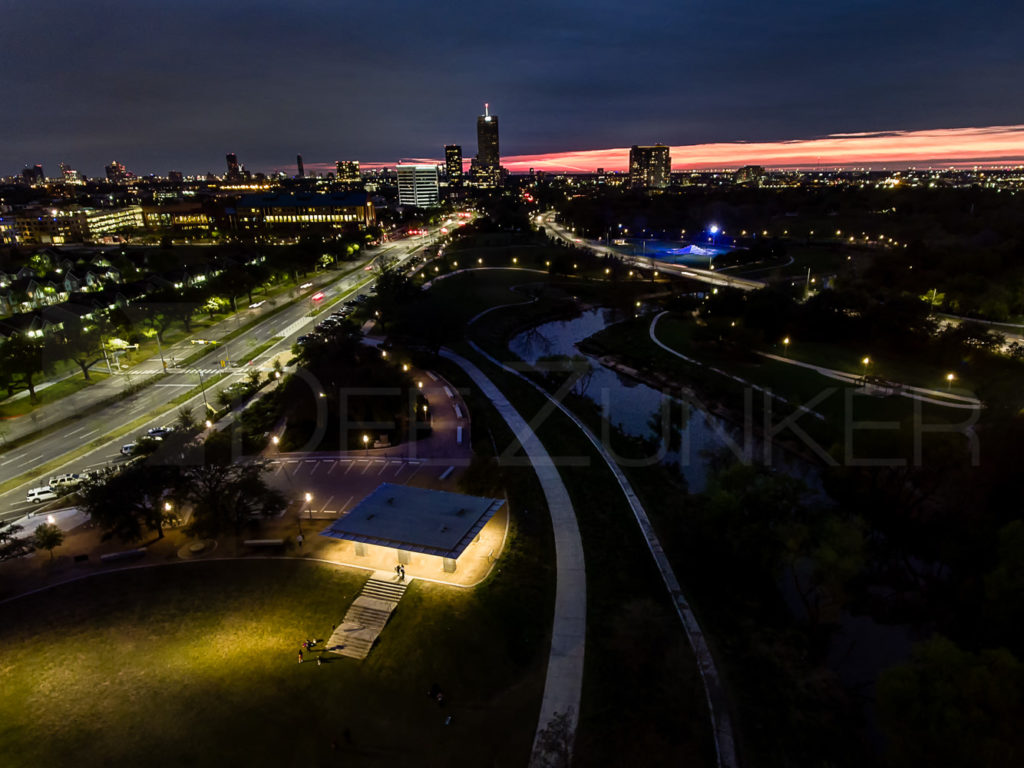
left=325, top=573, right=409, bottom=660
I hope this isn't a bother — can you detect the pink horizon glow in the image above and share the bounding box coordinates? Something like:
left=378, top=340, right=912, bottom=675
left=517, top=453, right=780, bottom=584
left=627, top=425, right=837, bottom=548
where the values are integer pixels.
left=290, top=125, right=1024, bottom=175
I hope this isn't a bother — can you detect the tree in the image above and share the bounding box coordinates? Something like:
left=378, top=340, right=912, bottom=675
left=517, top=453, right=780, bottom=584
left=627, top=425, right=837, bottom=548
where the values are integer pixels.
left=0, top=523, right=32, bottom=561
left=61, top=319, right=106, bottom=380
left=33, top=522, right=64, bottom=560
left=183, top=461, right=287, bottom=538
left=77, top=465, right=182, bottom=543
left=176, top=405, right=197, bottom=431
left=878, top=636, right=1024, bottom=768
left=0, top=335, right=50, bottom=400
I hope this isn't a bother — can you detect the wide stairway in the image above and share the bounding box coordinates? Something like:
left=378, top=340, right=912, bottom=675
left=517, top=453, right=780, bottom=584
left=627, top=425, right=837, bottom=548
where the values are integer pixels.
left=325, top=572, right=409, bottom=659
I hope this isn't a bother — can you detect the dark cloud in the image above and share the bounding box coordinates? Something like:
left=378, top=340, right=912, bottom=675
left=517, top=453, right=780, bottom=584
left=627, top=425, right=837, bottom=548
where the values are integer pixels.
left=2, top=0, right=1023, bottom=175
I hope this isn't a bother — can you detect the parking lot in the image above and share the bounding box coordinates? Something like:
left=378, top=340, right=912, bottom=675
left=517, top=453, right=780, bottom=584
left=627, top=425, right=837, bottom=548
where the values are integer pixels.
left=266, top=454, right=468, bottom=517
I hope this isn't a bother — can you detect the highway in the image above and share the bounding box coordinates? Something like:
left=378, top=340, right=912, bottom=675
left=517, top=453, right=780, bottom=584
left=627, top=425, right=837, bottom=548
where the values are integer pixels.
left=0, top=225, right=449, bottom=525
left=539, top=211, right=766, bottom=292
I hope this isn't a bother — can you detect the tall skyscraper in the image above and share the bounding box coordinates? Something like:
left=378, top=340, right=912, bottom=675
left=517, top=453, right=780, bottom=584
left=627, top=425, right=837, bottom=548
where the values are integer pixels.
left=396, top=164, right=439, bottom=207
left=473, top=103, right=500, bottom=187
left=336, top=160, right=361, bottom=184
left=225, top=153, right=241, bottom=181
left=105, top=161, right=129, bottom=182
left=629, top=145, right=671, bottom=189
left=445, top=145, right=463, bottom=186
left=33, top=164, right=45, bottom=182
left=296, top=154, right=305, bottom=178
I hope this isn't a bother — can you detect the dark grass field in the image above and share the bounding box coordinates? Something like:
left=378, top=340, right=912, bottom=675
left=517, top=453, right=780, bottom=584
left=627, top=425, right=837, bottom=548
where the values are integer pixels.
left=0, top=558, right=547, bottom=767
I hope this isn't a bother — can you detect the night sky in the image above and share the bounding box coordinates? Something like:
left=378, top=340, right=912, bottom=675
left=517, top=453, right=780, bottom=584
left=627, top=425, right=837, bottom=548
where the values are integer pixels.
left=4, top=0, right=1024, bottom=175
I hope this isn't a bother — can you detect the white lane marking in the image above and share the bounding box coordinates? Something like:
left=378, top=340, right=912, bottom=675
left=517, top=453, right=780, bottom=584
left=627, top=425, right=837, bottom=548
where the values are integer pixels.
left=393, top=463, right=407, bottom=476
left=377, top=462, right=389, bottom=475
left=407, top=464, right=421, bottom=479
left=361, top=461, right=372, bottom=475
left=454, top=404, right=463, bottom=418
left=443, top=386, right=453, bottom=398
left=344, top=462, right=355, bottom=475
left=66, top=426, right=86, bottom=436
left=340, top=495, right=354, bottom=512
left=328, top=462, right=339, bottom=475
left=18, top=454, right=44, bottom=467
left=428, top=372, right=439, bottom=381
left=309, top=462, right=319, bottom=476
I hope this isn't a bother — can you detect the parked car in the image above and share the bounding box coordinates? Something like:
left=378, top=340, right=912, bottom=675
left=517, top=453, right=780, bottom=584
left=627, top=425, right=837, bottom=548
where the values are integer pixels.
left=120, top=443, right=137, bottom=456
left=26, top=486, right=58, bottom=504
left=48, top=473, right=83, bottom=491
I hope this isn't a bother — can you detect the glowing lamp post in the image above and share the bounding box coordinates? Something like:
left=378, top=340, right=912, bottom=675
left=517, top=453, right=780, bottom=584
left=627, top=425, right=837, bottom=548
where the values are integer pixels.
left=861, top=356, right=871, bottom=377
left=362, top=433, right=370, bottom=455
left=946, top=372, right=955, bottom=390
left=783, top=337, right=790, bottom=356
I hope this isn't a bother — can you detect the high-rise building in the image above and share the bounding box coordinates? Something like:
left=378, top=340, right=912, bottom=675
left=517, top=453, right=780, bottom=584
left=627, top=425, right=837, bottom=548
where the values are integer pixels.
left=396, top=164, right=439, bottom=207
left=226, top=153, right=241, bottom=181
left=734, top=165, right=766, bottom=186
left=629, top=145, right=671, bottom=189
left=473, top=103, right=500, bottom=187
left=105, top=161, right=129, bottom=182
left=336, top=160, right=361, bottom=184
left=445, top=145, right=463, bottom=186
left=168, top=171, right=184, bottom=183
left=33, top=164, right=45, bottom=182
left=296, top=154, right=305, bottom=178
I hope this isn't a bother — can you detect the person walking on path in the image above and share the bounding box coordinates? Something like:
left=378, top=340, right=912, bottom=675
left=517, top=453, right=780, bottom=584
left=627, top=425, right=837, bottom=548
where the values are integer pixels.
left=298, top=650, right=304, bottom=663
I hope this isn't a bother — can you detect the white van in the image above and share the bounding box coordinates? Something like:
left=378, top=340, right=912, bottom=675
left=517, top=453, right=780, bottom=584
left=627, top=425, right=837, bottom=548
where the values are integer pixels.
left=26, top=486, right=58, bottom=504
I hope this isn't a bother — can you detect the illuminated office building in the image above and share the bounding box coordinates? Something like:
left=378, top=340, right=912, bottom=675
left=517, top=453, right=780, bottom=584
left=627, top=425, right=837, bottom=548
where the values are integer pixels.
left=396, top=164, right=439, bottom=207
left=445, top=145, right=463, bottom=186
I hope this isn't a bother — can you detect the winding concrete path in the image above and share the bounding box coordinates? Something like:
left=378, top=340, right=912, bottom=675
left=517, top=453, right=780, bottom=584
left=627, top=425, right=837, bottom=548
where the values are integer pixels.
left=438, top=347, right=587, bottom=767
left=465, top=336, right=739, bottom=768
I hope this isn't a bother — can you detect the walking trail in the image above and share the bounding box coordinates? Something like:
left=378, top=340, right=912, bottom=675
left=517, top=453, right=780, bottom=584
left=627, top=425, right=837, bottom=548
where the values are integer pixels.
left=438, top=348, right=587, bottom=768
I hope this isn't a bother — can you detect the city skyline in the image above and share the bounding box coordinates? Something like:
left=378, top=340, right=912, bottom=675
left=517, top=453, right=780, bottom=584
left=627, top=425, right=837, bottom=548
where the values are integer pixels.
left=4, top=1, right=1023, bottom=176
left=11, top=122, right=1024, bottom=181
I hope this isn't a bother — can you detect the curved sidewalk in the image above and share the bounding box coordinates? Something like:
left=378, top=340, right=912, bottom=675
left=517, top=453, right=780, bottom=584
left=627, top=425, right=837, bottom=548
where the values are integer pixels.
left=439, top=348, right=587, bottom=767
left=467, top=338, right=738, bottom=768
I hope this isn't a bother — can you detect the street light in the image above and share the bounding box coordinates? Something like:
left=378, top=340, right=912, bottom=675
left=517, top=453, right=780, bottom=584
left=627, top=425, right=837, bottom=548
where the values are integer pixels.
left=946, top=372, right=955, bottom=390
left=861, top=356, right=871, bottom=377
left=783, top=337, right=790, bottom=356
left=271, top=435, right=280, bottom=446
left=362, top=433, right=370, bottom=455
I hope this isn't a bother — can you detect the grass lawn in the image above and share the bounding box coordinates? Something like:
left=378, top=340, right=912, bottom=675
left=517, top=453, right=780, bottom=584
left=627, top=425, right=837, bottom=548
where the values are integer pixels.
left=0, top=559, right=545, bottom=768
left=0, top=371, right=111, bottom=419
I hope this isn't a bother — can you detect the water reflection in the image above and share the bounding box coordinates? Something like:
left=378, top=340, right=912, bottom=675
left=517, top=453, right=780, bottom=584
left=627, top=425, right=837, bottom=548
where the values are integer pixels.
left=508, top=307, right=818, bottom=492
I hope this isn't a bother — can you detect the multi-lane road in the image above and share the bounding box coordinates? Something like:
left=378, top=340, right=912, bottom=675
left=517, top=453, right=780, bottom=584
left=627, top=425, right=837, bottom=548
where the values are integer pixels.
left=0, top=225, right=449, bottom=524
